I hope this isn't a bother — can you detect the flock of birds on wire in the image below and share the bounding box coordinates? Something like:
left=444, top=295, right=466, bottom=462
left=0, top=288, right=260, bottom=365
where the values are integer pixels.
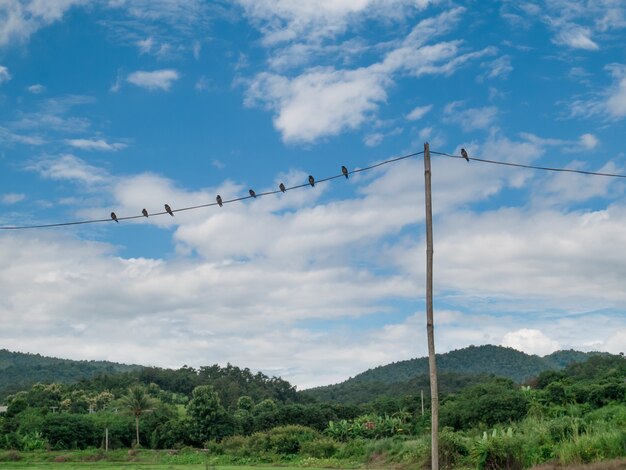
left=109, top=164, right=355, bottom=223
left=9, top=144, right=622, bottom=230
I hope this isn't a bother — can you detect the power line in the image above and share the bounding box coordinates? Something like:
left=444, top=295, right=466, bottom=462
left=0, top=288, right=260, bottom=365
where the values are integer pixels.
left=3, top=147, right=624, bottom=231
left=431, top=151, right=626, bottom=178
left=0, top=150, right=424, bottom=230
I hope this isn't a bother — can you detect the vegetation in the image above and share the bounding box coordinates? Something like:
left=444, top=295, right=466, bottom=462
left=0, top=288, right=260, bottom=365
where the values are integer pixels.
left=0, top=347, right=623, bottom=469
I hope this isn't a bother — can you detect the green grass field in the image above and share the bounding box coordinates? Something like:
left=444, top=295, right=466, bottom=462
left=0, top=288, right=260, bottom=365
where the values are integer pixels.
left=0, top=466, right=345, bottom=470
left=0, top=449, right=363, bottom=470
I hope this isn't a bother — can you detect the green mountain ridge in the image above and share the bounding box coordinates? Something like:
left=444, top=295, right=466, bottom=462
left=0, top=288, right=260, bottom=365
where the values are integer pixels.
left=301, top=345, right=606, bottom=404
left=0, top=349, right=141, bottom=400
left=0, top=345, right=605, bottom=404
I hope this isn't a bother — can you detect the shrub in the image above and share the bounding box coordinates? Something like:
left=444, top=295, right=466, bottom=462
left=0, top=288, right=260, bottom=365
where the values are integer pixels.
left=40, top=413, right=99, bottom=449
left=300, top=437, right=337, bottom=458
left=557, top=429, right=626, bottom=465
left=0, top=450, right=21, bottom=462
left=547, top=416, right=586, bottom=443
left=470, top=431, right=525, bottom=470
left=266, top=425, right=320, bottom=455
left=439, top=428, right=470, bottom=469
left=219, top=435, right=250, bottom=458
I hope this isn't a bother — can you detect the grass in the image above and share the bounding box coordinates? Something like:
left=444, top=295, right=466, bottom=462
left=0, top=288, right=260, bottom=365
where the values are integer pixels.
left=0, top=449, right=363, bottom=469
left=0, top=466, right=353, bottom=469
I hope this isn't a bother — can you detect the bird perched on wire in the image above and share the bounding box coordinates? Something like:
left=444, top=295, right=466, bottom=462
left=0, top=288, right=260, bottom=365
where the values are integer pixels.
left=110, top=212, right=119, bottom=223
left=461, top=148, right=469, bottom=162
left=342, top=166, right=349, bottom=179
left=308, top=175, right=315, bottom=187
left=165, top=204, right=174, bottom=216
left=142, top=208, right=149, bottom=218
left=216, top=195, right=223, bottom=207
left=279, top=183, right=286, bottom=193
left=249, top=189, right=256, bottom=198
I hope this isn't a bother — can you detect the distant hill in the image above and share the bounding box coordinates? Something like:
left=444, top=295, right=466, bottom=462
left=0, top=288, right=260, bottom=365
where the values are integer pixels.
left=302, top=345, right=606, bottom=405
left=0, top=349, right=141, bottom=401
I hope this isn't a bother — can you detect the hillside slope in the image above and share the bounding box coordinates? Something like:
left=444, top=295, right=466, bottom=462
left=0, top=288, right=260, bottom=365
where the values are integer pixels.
left=302, top=345, right=604, bottom=404
left=0, top=349, right=141, bottom=400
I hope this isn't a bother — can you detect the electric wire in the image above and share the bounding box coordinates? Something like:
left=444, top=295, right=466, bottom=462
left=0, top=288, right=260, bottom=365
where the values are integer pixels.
left=0, top=151, right=424, bottom=230
left=431, top=151, right=626, bottom=178
left=3, top=148, right=624, bottom=231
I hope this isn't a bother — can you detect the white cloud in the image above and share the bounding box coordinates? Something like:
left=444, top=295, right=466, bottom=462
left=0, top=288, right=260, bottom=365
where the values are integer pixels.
left=1, top=193, right=25, bottom=204
left=364, top=133, right=384, bottom=147
left=553, top=24, right=599, bottom=50
left=245, top=8, right=492, bottom=143
left=604, top=65, right=626, bottom=118
left=65, top=138, right=127, bottom=151
left=579, top=133, right=599, bottom=149
left=0, top=65, right=11, bottom=84
left=407, top=104, right=432, bottom=121
left=194, top=76, right=212, bottom=91
left=444, top=102, right=499, bottom=131
left=0, top=126, right=46, bottom=145
left=0, top=0, right=86, bottom=46
left=481, top=55, right=513, bottom=80
left=137, top=36, right=154, bottom=54
left=502, top=329, right=560, bottom=356
left=570, top=64, right=626, bottom=120
left=27, top=84, right=46, bottom=94
left=246, top=67, right=390, bottom=143
left=127, top=69, right=180, bottom=91
left=519, top=132, right=601, bottom=153
left=236, top=0, right=434, bottom=46
left=27, top=154, right=108, bottom=184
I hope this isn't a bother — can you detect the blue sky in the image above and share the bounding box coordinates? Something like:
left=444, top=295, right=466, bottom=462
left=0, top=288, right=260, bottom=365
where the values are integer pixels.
left=1, top=0, right=625, bottom=388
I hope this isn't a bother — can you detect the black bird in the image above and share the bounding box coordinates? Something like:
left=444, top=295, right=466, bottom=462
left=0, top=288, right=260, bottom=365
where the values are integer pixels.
left=142, top=208, right=149, bottom=218
left=308, top=175, right=315, bottom=187
left=279, top=183, right=286, bottom=193
left=249, top=189, right=256, bottom=198
left=341, top=166, right=349, bottom=179
left=461, top=148, right=469, bottom=162
left=216, top=195, right=223, bottom=207
left=110, top=212, right=119, bottom=223
left=165, top=204, right=174, bottom=216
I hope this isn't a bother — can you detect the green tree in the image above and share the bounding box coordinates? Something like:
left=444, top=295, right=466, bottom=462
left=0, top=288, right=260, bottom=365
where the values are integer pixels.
left=120, top=386, right=155, bottom=447
left=186, top=385, right=233, bottom=444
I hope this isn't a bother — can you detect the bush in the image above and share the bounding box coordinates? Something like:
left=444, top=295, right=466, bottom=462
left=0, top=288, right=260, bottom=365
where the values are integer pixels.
left=470, top=431, right=525, bottom=470
left=266, top=425, right=320, bottom=455
left=547, top=416, right=586, bottom=443
left=441, top=378, right=528, bottom=430
left=40, top=413, right=99, bottom=449
left=439, top=428, right=470, bottom=469
left=219, top=435, right=250, bottom=458
left=0, top=450, right=21, bottom=462
left=300, top=437, right=337, bottom=458
left=557, top=429, right=626, bottom=465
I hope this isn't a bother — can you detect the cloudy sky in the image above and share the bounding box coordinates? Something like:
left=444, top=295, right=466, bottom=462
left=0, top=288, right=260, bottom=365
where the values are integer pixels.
left=1, top=0, right=625, bottom=389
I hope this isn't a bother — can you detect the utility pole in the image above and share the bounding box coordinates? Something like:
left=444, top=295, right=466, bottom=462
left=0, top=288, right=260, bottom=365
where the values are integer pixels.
left=423, top=142, right=439, bottom=470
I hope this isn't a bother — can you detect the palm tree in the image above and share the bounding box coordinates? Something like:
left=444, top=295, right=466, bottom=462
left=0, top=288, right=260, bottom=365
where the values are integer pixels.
left=120, top=386, right=154, bottom=447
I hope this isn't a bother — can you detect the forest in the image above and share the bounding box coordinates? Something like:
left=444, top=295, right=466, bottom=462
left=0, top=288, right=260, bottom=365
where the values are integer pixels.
left=0, top=346, right=624, bottom=469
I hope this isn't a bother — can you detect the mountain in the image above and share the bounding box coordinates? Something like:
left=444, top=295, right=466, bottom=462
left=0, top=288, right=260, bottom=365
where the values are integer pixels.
left=0, top=349, right=141, bottom=401
left=301, top=345, right=605, bottom=405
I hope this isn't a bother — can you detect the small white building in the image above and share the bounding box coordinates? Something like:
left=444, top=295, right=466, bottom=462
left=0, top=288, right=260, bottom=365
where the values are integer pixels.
left=0, top=405, right=7, bottom=414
